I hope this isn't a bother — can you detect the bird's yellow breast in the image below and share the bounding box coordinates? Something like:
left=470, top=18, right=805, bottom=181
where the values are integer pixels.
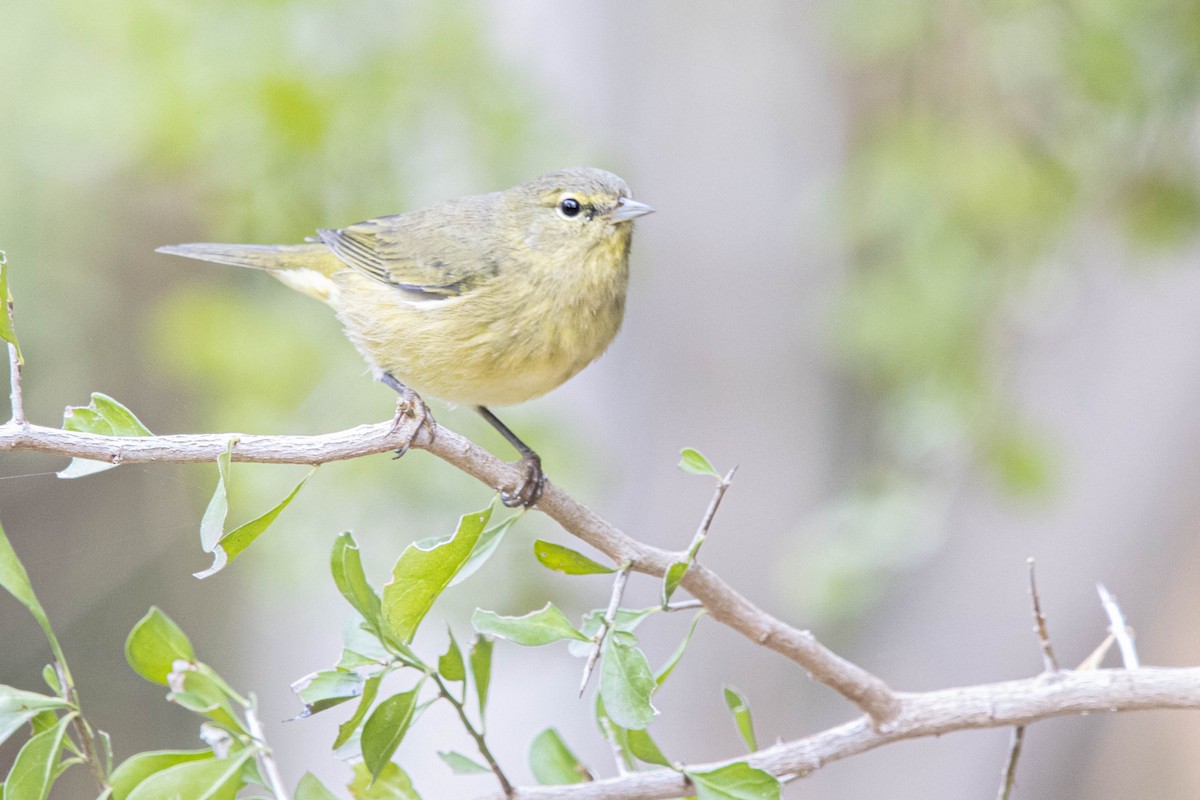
left=328, top=234, right=630, bottom=407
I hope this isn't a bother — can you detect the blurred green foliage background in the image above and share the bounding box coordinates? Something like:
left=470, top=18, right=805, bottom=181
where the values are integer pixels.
left=2, top=1, right=1200, bottom=797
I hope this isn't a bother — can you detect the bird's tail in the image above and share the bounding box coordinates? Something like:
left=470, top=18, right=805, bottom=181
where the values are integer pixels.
left=155, top=242, right=333, bottom=272
left=156, top=242, right=339, bottom=303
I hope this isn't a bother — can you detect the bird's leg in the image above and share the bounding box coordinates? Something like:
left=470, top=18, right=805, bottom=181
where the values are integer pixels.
left=474, top=406, right=545, bottom=508
left=381, top=373, right=436, bottom=458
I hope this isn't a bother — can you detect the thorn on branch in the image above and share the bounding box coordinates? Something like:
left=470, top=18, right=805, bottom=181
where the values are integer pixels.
left=1097, top=583, right=1139, bottom=669
left=1025, top=558, right=1058, bottom=673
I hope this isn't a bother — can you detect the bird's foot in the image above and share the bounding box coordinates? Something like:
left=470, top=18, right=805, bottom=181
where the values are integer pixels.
left=390, top=390, right=436, bottom=459
left=501, top=452, right=545, bottom=508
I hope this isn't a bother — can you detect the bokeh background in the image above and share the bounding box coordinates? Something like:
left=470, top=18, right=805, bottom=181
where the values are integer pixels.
left=3, top=1, right=1200, bottom=797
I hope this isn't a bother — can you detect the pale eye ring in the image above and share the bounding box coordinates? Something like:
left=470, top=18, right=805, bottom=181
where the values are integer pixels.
left=558, top=197, right=582, bottom=218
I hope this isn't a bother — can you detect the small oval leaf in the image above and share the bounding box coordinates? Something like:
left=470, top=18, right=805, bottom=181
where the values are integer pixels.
left=529, top=728, right=591, bottom=785
left=361, top=688, right=421, bottom=780
left=471, top=604, right=588, bottom=646
left=109, top=750, right=214, bottom=800
left=678, top=448, right=719, bottom=478
left=125, top=608, right=196, bottom=686
left=437, top=750, right=490, bottom=775
left=599, top=636, right=657, bottom=730
left=532, top=541, right=615, bottom=575
left=723, top=685, right=758, bottom=751
left=125, top=751, right=251, bottom=800
left=685, top=761, right=780, bottom=800
left=438, top=630, right=465, bottom=682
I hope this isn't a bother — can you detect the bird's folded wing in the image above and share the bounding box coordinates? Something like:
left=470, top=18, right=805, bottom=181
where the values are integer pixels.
left=315, top=214, right=492, bottom=301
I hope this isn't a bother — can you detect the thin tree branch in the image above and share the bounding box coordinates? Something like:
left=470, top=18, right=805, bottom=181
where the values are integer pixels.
left=598, top=716, right=631, bottom=777
left=478, top=667, right=1200, bottom=800
left=681, top=465, right=737, bottom=560
left=580, top=563, right=632, bottom=696
left=996, top=726, right=1025, bottom=800
left=664, top=599, right=704, bottom=612
left=995, top=558, right=1057, bottom=800
left=432, top=673, right=514, bottom=797
left=0, top=416, right=902, bottom=722
left=0, top=419, right=414, bottom=465
left=245, top=695, right=290, bottom=800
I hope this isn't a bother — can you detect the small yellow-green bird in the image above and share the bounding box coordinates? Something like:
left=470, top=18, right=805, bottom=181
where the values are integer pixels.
left=157, top=167, right=653, bottom=507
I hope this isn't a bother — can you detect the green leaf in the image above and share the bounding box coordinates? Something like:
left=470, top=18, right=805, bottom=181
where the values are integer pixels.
left=38, top=667, right=59, bottom=697
left=194, top=466, right=315, bottom=579
left=528, top=728, right=591, bottom=785
left=27, top=711, right=57, bottom=736
left=98, top=730, right=114, bottom=780
left=0, top=688, right=71, bottom=749
left=437, top=751, right=489, bottom=775
left=532, top=540, right=615, bottom=575
left=655, top=612, right=706, bottom=687
left=469, top=636, right=493, bottom=723
left=124, top=607, right=196, bottom=686
left=61, top=393, right=153, bottom=437
left=333, top=674, right=381, bottom=750
left=626, top=727, right=671, bottom=767
left=661, top=560, right=689, bottom=605
left=471, top=603, right=589, bottom=646
left=331, top=533, right=383, bottom=630
left=381, top=506, right=491, bottom=644
left=0, top=253, right=21, bottom=364
left=347, top=761, right=420, bottom=800
left=125, top=751, right=252, bottom=800
left=332, top=726, right=363, bottom=763
left=448, top=513, right=520, bottom=587
left=0, top=519, right=61, bottom=659
left=723, top=686, right=758, bottom=751
left=685, top=762, right=780, bottom=800
left=361, top=687, right=421, bottom=780
left=568, top=607, right=659, bottom=658
left=340, top=614, right=390, bottom=668
left=58, top=393, right=153, bottom=478
left=580, top=607, right=658, bottom=636
left=4, top=712, right=75, bottom=800
left=109, top=750, right=214, bottom=800
left=678, top=448, right=719, bottom=478
left=199, top=440, right=235, bottom=554
left=438, top=630, right=465, bottom=682
left=163, top=666, right=244, bottom=732
left=291, top=670, right=365, bottom=716
left=599, top=635, right=657, bottom=730
left=295, top=772, right=340, bottom=800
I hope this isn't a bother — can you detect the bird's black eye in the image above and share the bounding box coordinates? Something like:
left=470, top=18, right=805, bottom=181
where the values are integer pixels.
left=558, top=197, right=582, bottom=218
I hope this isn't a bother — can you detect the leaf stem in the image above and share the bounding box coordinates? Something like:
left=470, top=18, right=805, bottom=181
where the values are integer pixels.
left=432, top=673, right=513, bottom=797
left=53, top=661, right=107, bottom=791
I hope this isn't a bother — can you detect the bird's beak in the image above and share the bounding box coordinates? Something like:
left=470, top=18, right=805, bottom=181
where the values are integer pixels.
left=608, top=197, right=655, bottom=222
